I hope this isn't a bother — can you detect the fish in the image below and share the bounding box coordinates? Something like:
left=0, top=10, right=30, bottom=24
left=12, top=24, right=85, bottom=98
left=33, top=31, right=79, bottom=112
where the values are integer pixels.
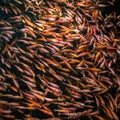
left=0, top=0, right=119, bottom=119
left=64, top=109, right=93, bottom=119
left=39, top=108, right=53, bottom=116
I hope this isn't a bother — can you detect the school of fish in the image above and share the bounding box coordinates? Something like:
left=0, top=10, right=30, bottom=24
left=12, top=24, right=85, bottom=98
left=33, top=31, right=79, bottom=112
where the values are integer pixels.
left=0, top=0, right=120, bottom=119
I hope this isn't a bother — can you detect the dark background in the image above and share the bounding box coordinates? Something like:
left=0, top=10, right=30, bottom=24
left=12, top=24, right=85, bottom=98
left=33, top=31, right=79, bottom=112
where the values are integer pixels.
left=115, top=0, right=120, bottom=15
left=104, top=0, right=120, bottom=15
